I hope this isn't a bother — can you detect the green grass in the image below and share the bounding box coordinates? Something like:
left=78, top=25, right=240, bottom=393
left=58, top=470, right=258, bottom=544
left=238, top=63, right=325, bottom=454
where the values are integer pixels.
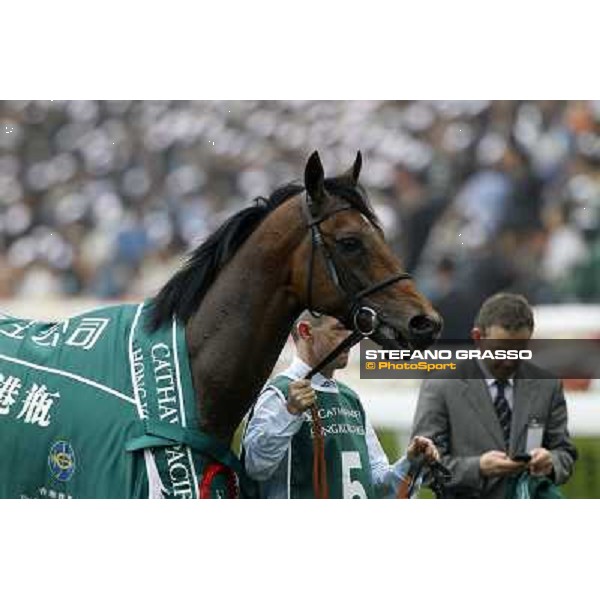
left=560, top=437, right=600, bottom=499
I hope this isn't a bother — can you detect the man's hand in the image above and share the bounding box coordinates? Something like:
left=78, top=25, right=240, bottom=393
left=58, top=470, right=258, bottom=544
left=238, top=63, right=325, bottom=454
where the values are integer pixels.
left=407, top=436, right=439, bottom=463
left=479, top=451, right=527, bottom=477
left=528, top=447, right=554, bottom=477
left=286, top=380, right=317, bottom=415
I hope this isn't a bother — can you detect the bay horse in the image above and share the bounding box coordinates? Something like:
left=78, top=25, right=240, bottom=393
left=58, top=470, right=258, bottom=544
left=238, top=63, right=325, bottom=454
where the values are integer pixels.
left=148, top=150, right=441, bottom=496
left=0, top=151, right=441, bottom=499
left=150, top=151, right=440, bottom=443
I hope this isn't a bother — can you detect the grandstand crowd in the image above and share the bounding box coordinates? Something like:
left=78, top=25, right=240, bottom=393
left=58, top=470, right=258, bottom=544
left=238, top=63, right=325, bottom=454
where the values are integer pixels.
left=1, top=101, right=599, bottom=335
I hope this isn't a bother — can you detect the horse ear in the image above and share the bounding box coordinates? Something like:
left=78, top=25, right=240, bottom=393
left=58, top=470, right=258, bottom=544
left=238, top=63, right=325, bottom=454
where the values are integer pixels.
left=340, top=150, right=363, bottom=185
left=305, top=151, right=325, bottom=202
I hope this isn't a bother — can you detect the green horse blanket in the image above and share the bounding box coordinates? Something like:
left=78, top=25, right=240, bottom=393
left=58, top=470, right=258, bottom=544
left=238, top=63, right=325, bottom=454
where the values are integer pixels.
left=0, top=302, right=246, bottom=499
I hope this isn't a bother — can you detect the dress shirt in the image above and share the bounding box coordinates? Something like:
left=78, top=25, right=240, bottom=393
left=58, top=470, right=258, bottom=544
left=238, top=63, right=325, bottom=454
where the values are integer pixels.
left=243, top=356, right=420, bottom=499
left=477, top=359, right=515, bottom=410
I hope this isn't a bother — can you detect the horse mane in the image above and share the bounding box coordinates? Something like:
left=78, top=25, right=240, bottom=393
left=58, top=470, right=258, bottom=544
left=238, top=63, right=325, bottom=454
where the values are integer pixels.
left=148, top=176, right=380, bottom=330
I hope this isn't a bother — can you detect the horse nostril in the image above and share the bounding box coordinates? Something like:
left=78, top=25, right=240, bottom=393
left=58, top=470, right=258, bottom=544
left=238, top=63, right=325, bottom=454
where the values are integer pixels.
left=409, top=314, right=440, bottom=338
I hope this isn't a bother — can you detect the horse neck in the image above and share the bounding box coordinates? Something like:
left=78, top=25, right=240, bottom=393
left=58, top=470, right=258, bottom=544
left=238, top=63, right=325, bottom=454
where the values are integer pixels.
left=186, top=198, right=306, bottom=442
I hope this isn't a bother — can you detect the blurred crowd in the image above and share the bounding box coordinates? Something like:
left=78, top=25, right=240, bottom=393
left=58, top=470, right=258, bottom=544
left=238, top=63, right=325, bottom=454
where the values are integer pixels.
left=1, top=100, right=599, bottom=337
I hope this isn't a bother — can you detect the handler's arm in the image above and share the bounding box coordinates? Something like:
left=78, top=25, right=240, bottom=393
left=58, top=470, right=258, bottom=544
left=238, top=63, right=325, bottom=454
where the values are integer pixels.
left=366, top=419, right=419, bottom=498
left=243, top=386, right=305, bottom=481
left=545, top=380, right=578, bottom=485
left=411, top=379, right=482, bottom=494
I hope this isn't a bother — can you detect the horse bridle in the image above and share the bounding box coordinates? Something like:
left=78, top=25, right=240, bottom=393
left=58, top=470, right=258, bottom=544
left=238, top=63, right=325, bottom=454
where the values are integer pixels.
left=301, top=192, right=412, bottom=499
left=303, top=192, right=412, bottom=352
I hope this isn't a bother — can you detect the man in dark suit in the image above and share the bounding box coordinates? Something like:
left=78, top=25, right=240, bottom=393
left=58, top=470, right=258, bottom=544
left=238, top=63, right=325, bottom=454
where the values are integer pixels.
left=411, top=293, right=577, bottom=498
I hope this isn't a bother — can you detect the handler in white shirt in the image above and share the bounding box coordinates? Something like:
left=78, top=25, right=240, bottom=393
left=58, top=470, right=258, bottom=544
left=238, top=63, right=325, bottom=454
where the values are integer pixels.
left=242, top=312, right=439, bottom=499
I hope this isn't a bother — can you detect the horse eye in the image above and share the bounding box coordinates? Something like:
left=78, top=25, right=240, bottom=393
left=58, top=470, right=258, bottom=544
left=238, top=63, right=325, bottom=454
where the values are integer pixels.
left=336, top=237, right=363, bottom=253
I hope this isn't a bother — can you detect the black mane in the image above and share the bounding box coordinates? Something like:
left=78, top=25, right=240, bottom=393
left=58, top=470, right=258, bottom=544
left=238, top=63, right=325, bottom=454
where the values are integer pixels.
left=148, top=176, right=379, bottom=330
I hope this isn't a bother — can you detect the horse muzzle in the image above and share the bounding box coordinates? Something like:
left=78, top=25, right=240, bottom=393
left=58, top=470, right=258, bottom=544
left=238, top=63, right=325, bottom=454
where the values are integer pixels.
left=370, top=311, right=442, bottom=351
left=407, top=313, right=443, bottom=349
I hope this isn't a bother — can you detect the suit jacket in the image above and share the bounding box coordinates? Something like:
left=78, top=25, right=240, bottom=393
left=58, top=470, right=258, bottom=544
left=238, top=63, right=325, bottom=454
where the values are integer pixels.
left=411, top=360, right=577, bottom=498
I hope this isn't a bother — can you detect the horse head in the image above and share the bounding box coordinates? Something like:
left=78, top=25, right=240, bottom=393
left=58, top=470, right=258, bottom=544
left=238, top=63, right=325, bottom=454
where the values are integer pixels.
left=290, top=150, right=442, bottom=350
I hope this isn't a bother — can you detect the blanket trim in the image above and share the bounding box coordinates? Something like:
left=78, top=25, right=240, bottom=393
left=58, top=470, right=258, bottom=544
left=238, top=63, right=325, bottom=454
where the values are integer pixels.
left=0, top=352, right=135, bottom=405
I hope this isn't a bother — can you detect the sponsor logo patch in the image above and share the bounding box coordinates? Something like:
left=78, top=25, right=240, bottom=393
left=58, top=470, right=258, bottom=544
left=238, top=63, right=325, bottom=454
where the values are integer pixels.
left=48, top=440, right=76, bottom=482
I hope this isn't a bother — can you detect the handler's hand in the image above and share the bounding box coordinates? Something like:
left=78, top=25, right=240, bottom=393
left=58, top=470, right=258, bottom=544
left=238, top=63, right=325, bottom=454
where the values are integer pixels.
left=407, top=436, right=439, bottom=463
left=286, top=380, right=317, bottom=415
left=479, top=451, right=527, bottom=477
left=528, top=447, right=554, bottom=477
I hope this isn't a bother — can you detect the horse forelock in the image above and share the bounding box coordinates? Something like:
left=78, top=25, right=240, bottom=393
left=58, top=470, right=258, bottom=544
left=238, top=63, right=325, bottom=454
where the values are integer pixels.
left=322, top=178, right=381, bottom=231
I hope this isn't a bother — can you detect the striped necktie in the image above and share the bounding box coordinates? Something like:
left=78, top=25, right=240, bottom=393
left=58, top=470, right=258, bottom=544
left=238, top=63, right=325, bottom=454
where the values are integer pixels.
left=493, top=379, right=512, bottom=447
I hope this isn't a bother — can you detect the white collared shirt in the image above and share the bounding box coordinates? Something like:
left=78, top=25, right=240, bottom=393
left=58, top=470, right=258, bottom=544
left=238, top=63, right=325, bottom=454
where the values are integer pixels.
left=477, top=360, right=515, bottom=410
left=242, top=356, right=418, bottom=498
